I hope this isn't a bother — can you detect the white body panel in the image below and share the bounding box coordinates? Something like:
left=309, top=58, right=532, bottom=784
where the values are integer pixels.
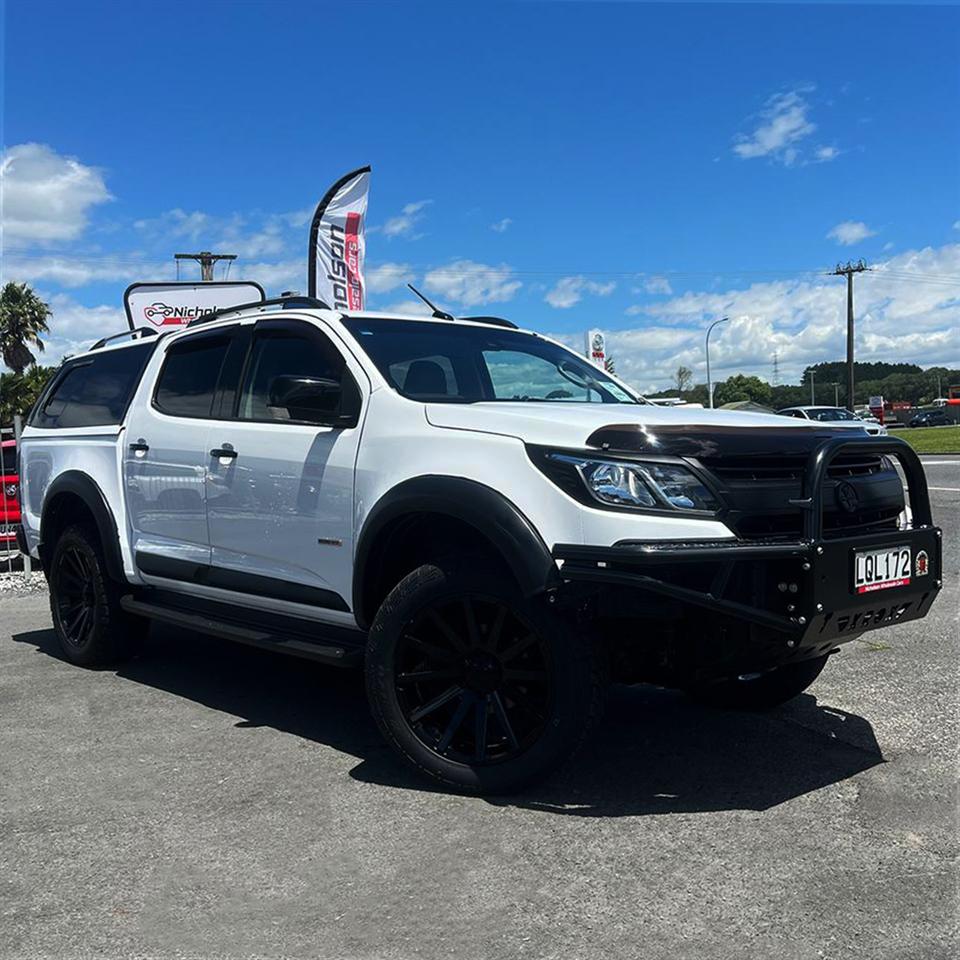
left=18, top=306, right=877, bottom=632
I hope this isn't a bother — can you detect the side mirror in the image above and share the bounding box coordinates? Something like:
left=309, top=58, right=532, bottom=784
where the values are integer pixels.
left=268, top=375, right=342, bottom=424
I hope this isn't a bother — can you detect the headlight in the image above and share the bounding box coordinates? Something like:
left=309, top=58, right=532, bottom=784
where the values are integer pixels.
left=4, top=482, right=17, bottom=499
left=546, top=453, right=720, bottom=512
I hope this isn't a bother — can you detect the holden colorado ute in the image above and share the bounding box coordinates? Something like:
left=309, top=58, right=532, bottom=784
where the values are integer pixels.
left=15, top=297, right=942, bottom=793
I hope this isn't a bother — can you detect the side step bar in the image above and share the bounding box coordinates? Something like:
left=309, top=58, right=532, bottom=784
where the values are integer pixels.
left=120, top=595, right=364, bottom=668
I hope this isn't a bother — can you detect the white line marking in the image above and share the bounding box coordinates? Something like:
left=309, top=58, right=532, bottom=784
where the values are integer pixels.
left=928, top=486, right=960, bottom=492
left=920, top=460, right=960, bottom=465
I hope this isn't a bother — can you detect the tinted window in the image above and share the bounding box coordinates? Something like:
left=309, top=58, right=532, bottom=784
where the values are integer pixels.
left=238, top=322, right=350, bottom=422
left=342, top=318, right=639, bottom=405
left=31, top=343, right=154, bottom=428
left=154, top=333, right=232, bottom=418
left=1, top=442, right=15, bottom=474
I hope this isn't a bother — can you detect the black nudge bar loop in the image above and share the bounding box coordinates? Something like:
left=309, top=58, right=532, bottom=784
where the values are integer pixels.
left=795, top=436, right=933, bottom=542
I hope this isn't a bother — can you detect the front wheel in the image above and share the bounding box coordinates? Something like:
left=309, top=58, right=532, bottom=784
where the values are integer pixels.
left=365, top=562, right=604, bottom=794
left=686, top=654, right=829, bottom=711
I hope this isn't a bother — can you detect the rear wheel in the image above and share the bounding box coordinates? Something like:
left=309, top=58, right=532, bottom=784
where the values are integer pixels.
left=365, top=561, right=604, bottom=794
left=48, top=524, right=144, bottom=666
left=686, top=654, right=829, bottom=711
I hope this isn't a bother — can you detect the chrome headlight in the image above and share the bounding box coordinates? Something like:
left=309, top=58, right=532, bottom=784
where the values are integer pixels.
left=545, top=452, right=720, bottom=512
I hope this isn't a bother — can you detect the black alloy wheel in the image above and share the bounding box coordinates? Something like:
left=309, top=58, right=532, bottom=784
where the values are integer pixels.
left=366, top=561, right=603, bottom=794
left=53, top=543, right=98, bottom=647
left=394, top=594, right=552, bottom=765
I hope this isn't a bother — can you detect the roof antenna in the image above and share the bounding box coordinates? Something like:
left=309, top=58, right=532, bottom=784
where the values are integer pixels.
left=407, top=283, right=455, bottom=321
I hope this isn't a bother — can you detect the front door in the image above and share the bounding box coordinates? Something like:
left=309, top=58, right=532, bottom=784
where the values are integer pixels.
left=204, top=317, right=367, bottom=616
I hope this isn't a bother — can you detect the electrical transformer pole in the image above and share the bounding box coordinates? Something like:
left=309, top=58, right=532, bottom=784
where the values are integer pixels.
left=831, top=259, right=868, bottom=411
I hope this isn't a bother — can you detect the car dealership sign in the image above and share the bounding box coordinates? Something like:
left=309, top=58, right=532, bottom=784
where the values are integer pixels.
left=585, top=329, right=606, bottom=369
left=124, top=281, right=266, bottom=330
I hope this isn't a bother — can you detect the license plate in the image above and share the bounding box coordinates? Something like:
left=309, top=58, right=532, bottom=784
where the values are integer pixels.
left=853, top=545, right=911, bottom=594
left=0, top=522, right=16, bottom=535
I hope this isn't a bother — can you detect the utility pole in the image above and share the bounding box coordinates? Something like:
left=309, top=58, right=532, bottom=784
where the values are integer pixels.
left=809, top=369, right=816, bottom=406
left=772, top=351, right=780, bottom=387
left=174, top=251, right=237, bottom=281
left=832, top=382, right=840, bottom=406
left=831, top=259, right=868, bottom=411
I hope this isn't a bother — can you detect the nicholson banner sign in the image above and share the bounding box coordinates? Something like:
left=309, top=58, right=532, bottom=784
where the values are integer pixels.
left=308, top=166, right=370, bottom=311
left=124, top=281, right=266, bottom=331
left=585, top=329, right=606, bottom=369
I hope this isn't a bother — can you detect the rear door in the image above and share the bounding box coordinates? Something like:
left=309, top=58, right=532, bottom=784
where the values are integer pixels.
left=123, top=325, right=245, bottom=579
left=204, top=317, right=367, bottom=616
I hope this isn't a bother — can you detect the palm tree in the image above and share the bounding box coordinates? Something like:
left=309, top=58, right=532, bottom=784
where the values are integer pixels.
left=0, top=282, right=51, bottom=374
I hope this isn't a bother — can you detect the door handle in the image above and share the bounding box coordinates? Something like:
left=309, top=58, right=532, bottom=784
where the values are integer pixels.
left=210, top=446, right=238, bottom=460
left=129, top=439, right=149, bottom=455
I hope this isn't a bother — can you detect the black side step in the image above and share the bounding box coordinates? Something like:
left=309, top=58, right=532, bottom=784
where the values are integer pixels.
left=120, top=595, right=364, bottom=667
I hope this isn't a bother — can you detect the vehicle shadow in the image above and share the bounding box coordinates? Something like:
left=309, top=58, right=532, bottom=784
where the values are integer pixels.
left=13, top=622, right=884, bottom=817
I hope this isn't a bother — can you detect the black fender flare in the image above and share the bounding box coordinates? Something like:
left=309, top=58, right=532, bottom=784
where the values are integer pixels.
left=353, top=476, right=556, bottom=627
left=40, top=471, right=126, bottom=583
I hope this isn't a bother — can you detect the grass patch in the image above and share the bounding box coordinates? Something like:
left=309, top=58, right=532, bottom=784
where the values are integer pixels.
left=892, top=424, right=960, bottom=454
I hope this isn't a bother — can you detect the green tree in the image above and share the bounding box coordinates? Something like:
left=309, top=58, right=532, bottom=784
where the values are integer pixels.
left=714, top=374, right=773, bottom=407
left=0, top=364, right=57, bottom=426
left=0, top=282, right=51, bottom=374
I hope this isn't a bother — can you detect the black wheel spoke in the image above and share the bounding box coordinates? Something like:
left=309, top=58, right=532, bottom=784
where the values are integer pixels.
left=499, top=633, right=538, bottom=664
left=474, top=697, right=489, bottom=762
left=427, top=609, right=468, bottom=653
left=65, top=550, right=86, bottom=580
left=58, top=569, right=84, bottom=590
left=75, top=608, right=91, bottom=642
left=436, top=692, right=474, bottom=754
left=409, top=684, right=463, bottom=723
left=462, top=599, right=481, bottom=649
left=491, top=691, right=520, bottom=750
left=503, top=669, right=546, bottom=683
left=485, top=604, right=507, bottom=652
left=408, top=635, right=458, bottom=664
left=65, top=605, right=87, bottom=638
left=397, top=668, right=459, bottom=685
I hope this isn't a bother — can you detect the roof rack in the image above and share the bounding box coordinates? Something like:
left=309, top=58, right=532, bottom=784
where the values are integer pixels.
left=90, top=327, right=159, bottom=350
left=461, top=315, right=518, bottom=330
left=186, top=295, right=331, bottom=328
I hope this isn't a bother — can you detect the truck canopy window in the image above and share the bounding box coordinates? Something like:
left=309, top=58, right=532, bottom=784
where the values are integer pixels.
left=154, top=333, right=232, bottom=419
left=29, top=343, right=154, bottom=428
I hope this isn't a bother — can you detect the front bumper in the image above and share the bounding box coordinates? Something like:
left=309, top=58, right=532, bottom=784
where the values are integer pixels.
left=554, top=437, right=942, bottom=660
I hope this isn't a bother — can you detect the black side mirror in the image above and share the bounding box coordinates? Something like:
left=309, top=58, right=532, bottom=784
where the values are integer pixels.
left=268, top=375, right=342, bottom=424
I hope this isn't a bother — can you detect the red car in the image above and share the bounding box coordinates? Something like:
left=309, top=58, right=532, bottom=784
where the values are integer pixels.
left=1, top=439, right=19, bottom=550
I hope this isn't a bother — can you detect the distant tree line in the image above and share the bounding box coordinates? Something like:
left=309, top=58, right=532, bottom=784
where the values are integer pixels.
left=650, top=361, right=959, bottom=409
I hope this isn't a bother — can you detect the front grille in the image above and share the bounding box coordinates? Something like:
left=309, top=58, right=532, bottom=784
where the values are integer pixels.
left=707, top=454, right=885, bottom=483
left=700, top=454, right=902, bottom=541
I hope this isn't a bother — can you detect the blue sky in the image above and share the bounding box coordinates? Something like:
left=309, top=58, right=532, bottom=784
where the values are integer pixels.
left=2, top=0, right=958, bottom=391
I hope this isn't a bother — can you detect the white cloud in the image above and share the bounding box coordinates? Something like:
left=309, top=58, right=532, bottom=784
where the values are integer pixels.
left=814, top=145, right=840, bottom=162
left=953, top=220, right=960, bottom=231
left=544, top=276, right=616, bottom=309
left=380, top=200, right=431, bottom=239
left=641, top=275, right=673, bottom=296
left=1, top=143, right=112, bottom=243
left=423, top=259, right=522, bottom=308
left=584, top=243, right=960, bottom=393
left=374, top=297, right=433, bottom=317
left=230, top=259, right=304, bottom=295
left=1, top=254, right=172, bottom=288
left=365, top=262, right=414, bottom=294
left=828, top=220, right=876, bottom=246
left=733, top=89, right=816, bottom=165
left=490, top=218, right=513, bottom=233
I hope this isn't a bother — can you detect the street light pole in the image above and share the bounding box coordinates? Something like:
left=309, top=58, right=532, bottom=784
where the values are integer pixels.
left=705, top=316, right=730, bottom=409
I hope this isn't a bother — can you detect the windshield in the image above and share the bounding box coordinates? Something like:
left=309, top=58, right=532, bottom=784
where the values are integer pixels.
left=342, top=318, right=642, bottom=404
left=809, top=408, right=857, bottom=421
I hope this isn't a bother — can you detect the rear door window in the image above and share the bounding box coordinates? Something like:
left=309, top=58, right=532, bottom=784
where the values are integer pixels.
left=153, top=331, right=234, bottom=419
left=30, top=343, right=154, bottom=428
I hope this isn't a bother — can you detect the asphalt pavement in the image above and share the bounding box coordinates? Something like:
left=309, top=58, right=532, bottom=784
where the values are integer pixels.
left=1, top=458, right=957, bottom=959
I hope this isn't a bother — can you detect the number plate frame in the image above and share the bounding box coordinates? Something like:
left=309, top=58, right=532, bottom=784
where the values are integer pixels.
left=853, top=544, right=912, bottom=595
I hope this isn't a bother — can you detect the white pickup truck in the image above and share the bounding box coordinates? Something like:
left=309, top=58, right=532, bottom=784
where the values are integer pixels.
left=15, top=296, right=942, bottom=793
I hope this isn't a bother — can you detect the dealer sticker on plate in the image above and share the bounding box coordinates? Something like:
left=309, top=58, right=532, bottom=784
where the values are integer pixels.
left=854, top=545, right=911, bottom=594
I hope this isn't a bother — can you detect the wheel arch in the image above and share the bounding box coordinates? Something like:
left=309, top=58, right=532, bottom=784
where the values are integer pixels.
left=353, top=476, right=556, bottom=629
left=40, top=471, right=125, bottom=583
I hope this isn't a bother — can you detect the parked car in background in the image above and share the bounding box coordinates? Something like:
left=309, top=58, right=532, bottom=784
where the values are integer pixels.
left=776, top=405, right=888, bottom=436
left=0, top=439, right=19, bottom=551
left=908, top=409, right=951, bottom=428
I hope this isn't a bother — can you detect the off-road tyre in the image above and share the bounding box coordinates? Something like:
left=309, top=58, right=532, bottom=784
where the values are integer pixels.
left=687, top=654, right=829, bottom=711
left=48, top=523, right=145, bottom=667
left=365, top=560, right=604, bottom=794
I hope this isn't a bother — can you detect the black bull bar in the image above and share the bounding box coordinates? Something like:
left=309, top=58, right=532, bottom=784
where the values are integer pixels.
left=553, top=436, right=943, bottom=647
